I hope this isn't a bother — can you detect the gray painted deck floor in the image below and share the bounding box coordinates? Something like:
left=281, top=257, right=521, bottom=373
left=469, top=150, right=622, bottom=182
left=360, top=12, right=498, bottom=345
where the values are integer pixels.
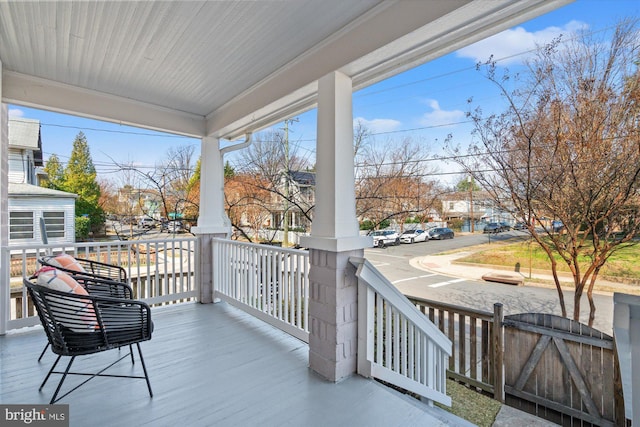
left=1, top=302, right=469, bottom=427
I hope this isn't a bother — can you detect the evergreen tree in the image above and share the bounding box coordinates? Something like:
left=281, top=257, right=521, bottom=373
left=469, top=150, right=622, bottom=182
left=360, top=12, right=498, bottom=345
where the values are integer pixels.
left=62, top=132, right=104, bottom=232
left=455, top=178, right=480, bottom=192
left=188, top=158, right=201, bottom=190
left=41, top=154, right=64, bottom=190
left=224, top=160, right=235, bottom=179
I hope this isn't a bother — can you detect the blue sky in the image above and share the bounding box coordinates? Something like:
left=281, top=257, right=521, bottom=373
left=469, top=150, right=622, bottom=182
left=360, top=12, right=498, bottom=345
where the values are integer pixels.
left=8, top=0, right=639, bottom=185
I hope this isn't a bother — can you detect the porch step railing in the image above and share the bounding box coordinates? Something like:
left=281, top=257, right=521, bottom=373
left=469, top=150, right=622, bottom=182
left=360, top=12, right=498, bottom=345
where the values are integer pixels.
left=350, top=257, right=452, bottom=407
left=212, top=238, right=309, bottom=343
left=2, top=237, right=198, bottom=333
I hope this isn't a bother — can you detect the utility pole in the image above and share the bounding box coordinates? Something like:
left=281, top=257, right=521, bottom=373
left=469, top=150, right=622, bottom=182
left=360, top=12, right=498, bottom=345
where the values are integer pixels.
left=468, top=176, right=474, bottom=233
left=282, top=118, right=298, bottom=247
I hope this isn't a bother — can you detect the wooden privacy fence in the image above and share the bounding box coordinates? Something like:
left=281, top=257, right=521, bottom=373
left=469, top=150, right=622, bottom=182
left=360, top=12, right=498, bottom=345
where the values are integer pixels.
left=408, top=296, right=627, bottom=427
left=408, top=296, right=504, bottom=400
left=503, top=313, right=624, bottom=427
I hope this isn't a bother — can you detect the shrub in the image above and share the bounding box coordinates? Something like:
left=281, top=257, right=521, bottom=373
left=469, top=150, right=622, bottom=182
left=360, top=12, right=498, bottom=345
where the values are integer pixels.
left=75, top=216, right=91, bottom=241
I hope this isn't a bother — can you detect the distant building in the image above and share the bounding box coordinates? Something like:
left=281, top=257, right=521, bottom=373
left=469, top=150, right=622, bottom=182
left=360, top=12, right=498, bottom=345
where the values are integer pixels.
left=270, top=171, right=315, bottom=231
left=8, top=118, right=77, bottom=245
left=440, top=190, right=515, bottom=231
left=117, top=187, right=162, bottom=220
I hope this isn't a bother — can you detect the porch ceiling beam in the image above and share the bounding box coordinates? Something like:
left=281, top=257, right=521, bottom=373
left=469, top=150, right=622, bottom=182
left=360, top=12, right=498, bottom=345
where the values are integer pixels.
left=2, top=71, right=206, bottom=138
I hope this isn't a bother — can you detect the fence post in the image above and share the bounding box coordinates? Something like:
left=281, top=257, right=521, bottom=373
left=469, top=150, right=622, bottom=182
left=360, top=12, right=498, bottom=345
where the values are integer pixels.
left=493, top=303, right=504, bottom=402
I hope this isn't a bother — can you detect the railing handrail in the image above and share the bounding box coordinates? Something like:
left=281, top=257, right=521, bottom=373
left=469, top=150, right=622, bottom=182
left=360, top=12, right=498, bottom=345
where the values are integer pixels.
left=5, top=236, right=196, bottom=252
left=406, top=294, right=494, bottom=321
left=212, top=238, right=307, bottom=256
left=350, top=257, right=452, bottom=352
left=350, top=256, right=452, bottom=407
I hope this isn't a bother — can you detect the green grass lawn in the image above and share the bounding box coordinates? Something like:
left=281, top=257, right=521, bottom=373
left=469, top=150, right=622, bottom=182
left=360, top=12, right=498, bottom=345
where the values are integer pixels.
left=457, top=239, right=640, bottom=280
left=437, top=380, right=502, bottom=427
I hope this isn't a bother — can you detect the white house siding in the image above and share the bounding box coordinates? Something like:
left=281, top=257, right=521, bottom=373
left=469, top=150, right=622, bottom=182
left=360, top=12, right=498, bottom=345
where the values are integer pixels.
left=8, top=196, right=75, bottom=245
left=8, top=147, right=29, bottom=184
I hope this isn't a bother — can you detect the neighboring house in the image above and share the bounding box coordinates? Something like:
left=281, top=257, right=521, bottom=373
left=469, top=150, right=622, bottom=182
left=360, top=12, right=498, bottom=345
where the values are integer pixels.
left=270, top=170, right=315, bottom=231
left=8, top=118, right=77, bottom=245
left=441, top=191, right=488, bottom=222
left=117, top=187, right=162, bottom=220
left=441, top=191, right=517, bottom=228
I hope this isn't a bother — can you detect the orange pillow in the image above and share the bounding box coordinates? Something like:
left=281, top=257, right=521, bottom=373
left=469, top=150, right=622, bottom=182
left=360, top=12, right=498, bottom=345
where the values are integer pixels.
left=36, top=267, right=97, bottom=331
left=47, top=254, right=86, bottom=273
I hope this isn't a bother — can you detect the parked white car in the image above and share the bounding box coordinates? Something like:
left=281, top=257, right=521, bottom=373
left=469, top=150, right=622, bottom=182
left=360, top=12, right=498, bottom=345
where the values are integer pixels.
left=369, top=230, right=400, bottom=247
left=399, top=229, right=428, bottom=244
left=137, top=217, right=157, bottom=229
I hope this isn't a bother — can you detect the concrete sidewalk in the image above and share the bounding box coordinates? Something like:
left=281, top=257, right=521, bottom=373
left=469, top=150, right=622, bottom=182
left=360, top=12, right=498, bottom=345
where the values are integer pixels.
left=411, top=250, right=639, bottom=296
left=492, top=405, right=559, bottom=426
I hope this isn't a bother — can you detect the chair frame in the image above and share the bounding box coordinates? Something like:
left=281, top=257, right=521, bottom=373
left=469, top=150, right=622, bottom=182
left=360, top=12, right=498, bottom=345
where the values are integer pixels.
left=39, top=255, right=128, bottom=283
left=36, top=257, right=134, bottom=361
left=25, top=279, right=153, bottom=404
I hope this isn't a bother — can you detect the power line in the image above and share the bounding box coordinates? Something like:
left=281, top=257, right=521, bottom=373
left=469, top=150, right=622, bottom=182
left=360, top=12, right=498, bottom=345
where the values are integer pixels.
left=10, top=118, right=194, bottom=139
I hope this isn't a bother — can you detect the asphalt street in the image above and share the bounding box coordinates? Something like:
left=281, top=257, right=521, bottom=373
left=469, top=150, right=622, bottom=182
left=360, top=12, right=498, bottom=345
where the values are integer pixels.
left=363, top=232, right=614, bottom=334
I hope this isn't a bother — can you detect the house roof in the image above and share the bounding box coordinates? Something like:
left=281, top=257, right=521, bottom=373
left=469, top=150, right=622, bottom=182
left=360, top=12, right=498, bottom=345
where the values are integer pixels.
left=290, top=171, right=316, bottom=186
left=0, top=1, right=571, bottom=140
left=8, top=183, right=77, bottom=199
left=8, top=118, right=40, bottom=150
left=8, top=118, right=44, bottom=166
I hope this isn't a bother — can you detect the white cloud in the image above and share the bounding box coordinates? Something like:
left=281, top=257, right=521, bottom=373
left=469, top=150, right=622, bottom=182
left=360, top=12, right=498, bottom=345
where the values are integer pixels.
left=353, top=117, right=401, bottom=134
left=8, top=108, right=24, bottom=118
left=419, top=99, right=465, bottom=128
left=457, top=20, right=588, bottom=65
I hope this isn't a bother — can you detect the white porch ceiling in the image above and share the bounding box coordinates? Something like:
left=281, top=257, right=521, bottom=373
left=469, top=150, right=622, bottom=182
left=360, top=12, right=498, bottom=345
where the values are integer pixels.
left=0, top=0, right=571, bottom=140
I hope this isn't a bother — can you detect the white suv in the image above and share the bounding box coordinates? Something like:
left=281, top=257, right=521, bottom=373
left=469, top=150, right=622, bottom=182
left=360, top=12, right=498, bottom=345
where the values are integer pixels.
left=369, top=230, right=400, bottom=247
left=137, top=217, right=156, bottom=229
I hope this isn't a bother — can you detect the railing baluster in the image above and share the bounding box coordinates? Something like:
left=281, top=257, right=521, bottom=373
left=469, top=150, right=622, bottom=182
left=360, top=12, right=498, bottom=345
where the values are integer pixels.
left=408, top=322, right=414, bottom=380
left=6, top=237, right=198, bottom=329
left=206, top=239, right=309, bottom=341
left=393, top=310, right=399, bottom=372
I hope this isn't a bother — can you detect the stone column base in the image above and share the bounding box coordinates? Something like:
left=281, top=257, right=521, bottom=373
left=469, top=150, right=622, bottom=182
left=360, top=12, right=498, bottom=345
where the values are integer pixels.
left=193, top=232, right=227, bottom=303
left=307, top=247, right=364, bottom=382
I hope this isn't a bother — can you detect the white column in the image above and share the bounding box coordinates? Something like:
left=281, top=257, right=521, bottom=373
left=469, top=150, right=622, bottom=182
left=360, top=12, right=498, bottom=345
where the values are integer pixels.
left=301, top=71, right=370, bottom=382
left=191, top=136, right=230, bottom=235
left=191, top=136, right=230, bottom=304
left=1, top=62, right=9, bottom=334
left=300, top=71, right=370, bottom=251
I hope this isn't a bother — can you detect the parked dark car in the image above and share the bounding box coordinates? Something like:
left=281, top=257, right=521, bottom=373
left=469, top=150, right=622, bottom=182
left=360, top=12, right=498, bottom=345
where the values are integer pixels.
left=499, top=222, right=511, bottom=231
left=552, top=220, right=564, bottom=233
left=428, top=227, right=454, bottom=240
left=483, top=222, right=502, bottom=233
left=513, top=222, right=527, bottom=230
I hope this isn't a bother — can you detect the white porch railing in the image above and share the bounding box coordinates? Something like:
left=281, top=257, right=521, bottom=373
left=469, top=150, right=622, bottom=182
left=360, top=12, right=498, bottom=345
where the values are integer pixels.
left=350, top=257, right=452, bottom=407
left=212, top=238, right=309, bottom=343
left=2, top=237, right=198, bottom=332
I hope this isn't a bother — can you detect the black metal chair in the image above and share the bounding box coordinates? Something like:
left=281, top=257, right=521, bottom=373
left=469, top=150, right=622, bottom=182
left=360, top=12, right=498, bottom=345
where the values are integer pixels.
left=36, top=257, right=134, bottom=361
left=25, top=278, right=153, bottom=404
left=39, top=255, right=128, bottom=283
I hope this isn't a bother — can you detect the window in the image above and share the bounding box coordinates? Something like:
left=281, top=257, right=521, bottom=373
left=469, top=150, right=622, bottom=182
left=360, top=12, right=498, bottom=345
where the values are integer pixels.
left=9, top=211, right=34, bottom=240
left=43, top=211, right=65, bottom=238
